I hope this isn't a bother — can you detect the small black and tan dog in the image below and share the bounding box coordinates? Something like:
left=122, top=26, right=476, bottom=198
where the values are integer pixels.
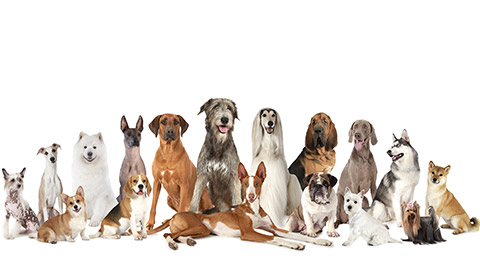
left=402, top=201, right=445, bottom=244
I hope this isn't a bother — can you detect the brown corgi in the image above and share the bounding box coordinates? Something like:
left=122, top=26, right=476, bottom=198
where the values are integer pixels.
left=37, top=186, right=89, bottom=243
left=426, top=161, right=479, bottom=234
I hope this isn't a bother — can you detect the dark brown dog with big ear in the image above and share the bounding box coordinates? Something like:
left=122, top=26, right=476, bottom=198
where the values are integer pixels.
left=289, top=113, right=338, bottom=190
left=146, top=114, right=212, bottom=231
left=335, top=120, right=377, bottom=228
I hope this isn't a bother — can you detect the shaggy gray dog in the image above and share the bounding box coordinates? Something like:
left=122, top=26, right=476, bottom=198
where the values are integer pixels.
left=189, top=98, right=242, bottom=213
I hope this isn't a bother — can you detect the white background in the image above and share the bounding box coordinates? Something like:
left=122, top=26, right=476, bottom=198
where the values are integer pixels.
left=1, top=1, right=479, bottom=269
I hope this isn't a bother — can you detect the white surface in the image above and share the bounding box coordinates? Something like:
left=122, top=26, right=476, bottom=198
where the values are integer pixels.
left=0, top=1, right=478, bottom=269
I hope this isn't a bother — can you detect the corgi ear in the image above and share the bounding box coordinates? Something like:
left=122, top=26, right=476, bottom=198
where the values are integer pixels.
left=238, top=163, right=248, bottom=181
left=37, top=147, right=46, bottom=155
left=255, top=162, right=266, bottom=180
left=444, top=165, right=451, bottom=174
left=60, top=193, right=69, bottom=204
left=136, top=115, right=144, bottom=132
left=325, top=121, right=338, bottom=152
left=76, top=186, right=85, bottom=198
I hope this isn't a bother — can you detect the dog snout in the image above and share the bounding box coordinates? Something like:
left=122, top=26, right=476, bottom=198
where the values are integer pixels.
left=73, top=204, right=78, bottom=210
left=267, top=121, right=274, bottom=127
left=347, top=205, right=352, bottom=211
left=387, top=150, right=392, bottom=156
left=314, top=128, right=322, bottom=134
left=248, top=193, right=255, bottom=201
left=432, top=178, right=438, bottom=184
left=221, top=117, right=229, bottom=125
left=87, top=152, right=93, bottom=157
left=167, top=128, right=175, bottom=135
left=138, top=184, right=144, bottom=190
left=17, top=184, right=22, bottom=189
left=355, top=133, right=361, bottom=140
left=50, top=157, right=56, bottom=163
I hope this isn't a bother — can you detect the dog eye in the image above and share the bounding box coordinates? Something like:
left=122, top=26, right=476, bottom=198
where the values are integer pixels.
left=93, top=146, right=97, bottom=149
left=44, top=152, right=48, bottom=155
left=84, top=146, right=87, bottom=149
left=439, top=174, right=443, bottom=176
left=255, top=183, right=259, bottom=187
left=70, top=202, right=73, bottom=205
left=52, top=149, right=56, bottom=153
left=312, top=120, right=316, bottom=125
left=346, top=199, right=350, bottom=202
left=174, top=119, right=179, bottom=125
left=262, top=114, right=267, bottom=117
left=432, top=172, right=435, bottom=175
left=354, top=201, right=357, bottom=204
left=161, top=119, right=167, bottom=125
left=76, top=200, right=80, bottom=203
left=10, top=179, right=14, bottom=183
left=322, top=119, right=328, bottom=125
left=133, top=180, right=137, bottom=183
left=272, top=114, right=276, bottom=118
left=244, top=183, right=248, bottom=187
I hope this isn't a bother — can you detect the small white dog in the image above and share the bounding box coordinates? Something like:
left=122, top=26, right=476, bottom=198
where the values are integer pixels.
left=3, top=168, right=39, bottom=239
left=72, top=132, right=117, bottom=227
left=343, top=187, right=401, bottom=246
left=286, top=172, right=339, bottom=238
left=37, top=143, right=63, bottom=225
left=251, top=108, right=302, bottom=226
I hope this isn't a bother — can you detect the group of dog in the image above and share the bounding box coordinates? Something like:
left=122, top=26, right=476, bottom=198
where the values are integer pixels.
left=3, top=98, right=478, bottom=249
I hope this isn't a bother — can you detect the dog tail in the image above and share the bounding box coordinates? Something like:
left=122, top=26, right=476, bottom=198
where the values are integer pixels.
left=468, top=217, right=480, bottom=232
left=147, top=219, right=171, bottom=235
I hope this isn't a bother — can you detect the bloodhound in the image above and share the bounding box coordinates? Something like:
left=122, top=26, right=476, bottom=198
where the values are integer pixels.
left=146, top=114, right=212, bottom=231
left=289, top=113, right=338, bottom=190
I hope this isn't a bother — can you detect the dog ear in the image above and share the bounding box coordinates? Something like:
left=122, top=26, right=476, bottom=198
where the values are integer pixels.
left=359, top=189, right=366, bottom=198
left=401, top=129, right=410, bottom=143
left=429, top=161, right=436, bottom=170
left=444, top=165, right=451, bottom=174
left=136, top=115, right=144, bottom=132
left=255, top=162, right=267, bottom=180
left=96, top=132, right=103, bottom=142
left=2, top=168, right=8, bottom=179
left=392, top=133, right=398, bottom=141
left=401, top=202, right=406, bottom=213
left=121, top=115, right=129, bottom=132
left=325, top=121, right=338, bottom=151
left=145, top=176, right=152, bottom=197
left=304, top=173, right=314, bottom=185
left=52, top=143, right=61, bottom=150
left=76, top=186, right=85, bottom=198
left=345, top=187, right=351, bottom=195
left=231, top=101, right=239, bottom=120
left=369, top=122, right=378, bottom=145
left=149, top=115, right=162, bottom=137
left=60, top=193, right=69, bottom=204
left=20, top=167, right=26, bottom=178
left=124, top=177, right=134, bottom=197
left=198, top=99, right=213, bottom=115
left=305, top=119, right=316, bottom=151
left=328, top=174, right=338, bottom=187
left=237, top=163, right=248, bottom=181
left=37, top=147, right=45, bottom=155
left=348, top=121, right=355, bottom=143
left=177, top=115, right=189, bottom=136
left=78, top=132, right=87, bottom=142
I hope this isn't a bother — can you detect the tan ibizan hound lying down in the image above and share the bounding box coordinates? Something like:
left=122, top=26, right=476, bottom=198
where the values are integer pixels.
left=148, top=162, right=333, bottom=250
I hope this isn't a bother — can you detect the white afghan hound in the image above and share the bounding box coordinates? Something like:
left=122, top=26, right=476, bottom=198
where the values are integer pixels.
left=251, top=108, right=302, bottom=227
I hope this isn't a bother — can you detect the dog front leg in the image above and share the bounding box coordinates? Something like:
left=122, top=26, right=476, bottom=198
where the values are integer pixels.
left=393, top=195, right=403, bottom=227
left=3, top=217, right=10, bottom=239
left=266, top=222, right=332, bottom=246
left=190, top=174, right=208, bottom=213
left=230, top=174, right=242, bottom=206
left=58, top=195, right=63, bottom=214
left=240, top=230, right=304, bottom=250
left=302, top=208, right=317, bottom=238
left=130, top=217, right=142, bottom=241
left=342, top=230, right=359, bottom=246
left=80, top=229, right=89, bottom=241
left=327, top=212, right=339, bottom=237
left=146, top=180, right=162, bottom=230
left=141, top=215, right=147, bottom=239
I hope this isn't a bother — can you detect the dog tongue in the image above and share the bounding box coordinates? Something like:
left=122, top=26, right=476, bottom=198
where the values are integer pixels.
left=355, top=140, right=363, bottom=151
left=219, top=126, right=229, bottom=133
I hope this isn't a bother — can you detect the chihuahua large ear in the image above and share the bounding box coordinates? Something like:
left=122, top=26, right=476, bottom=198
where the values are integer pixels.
left=37, top=147, right=46, bottom=155
left=20, top=168, right=26, bottom=178
left=60, top=193, right=69, bottom=204
left=2, top=168, right=8, bottom=179
left=121, top=115, right=129, bottom=132
left=136, top=115, right=144, bottom=132
left=76, top=186, right=85, bottom=198
left=149, top=115, right=161, bottom=137
left=178, top=115, right=189, bottom=137
left=325, top=121, right=338, bottom=152
left=370, top=122, right=378, bottom=145
left=255, top=162, right=266, bottom=180
left=238, top=163, right=248, bottom=181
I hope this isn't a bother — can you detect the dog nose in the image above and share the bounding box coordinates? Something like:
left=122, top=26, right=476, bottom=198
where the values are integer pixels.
left=50, top=157, right=56, bottom=162
left=387, top=150, right=392, bottom=156
left=248, top=193, right=255, bottom=201
left=355, top=133, right=361, bottom=139
left=267, top=121, right=274, bottom=127
left=17, top=184, right=22, bottom=189
left=87, top=152, right=93, bottom=157
left=347, top=205, right=352, bottom=210
left=167, top=128, right=175, bottom=134
left=138, top=184, right=144, bottom=190
left=221, top=117, right=229, bottom=124
left=314, top=128, right=322, bottom=134
left=433, top=178, right=438, bottom=183
left=73, top=204, right=78, bottom=210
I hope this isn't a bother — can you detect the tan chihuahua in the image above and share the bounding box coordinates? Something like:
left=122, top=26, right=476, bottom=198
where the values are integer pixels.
left=426, top=161, right=479, bottom=234
left=37, top=186, right=89, bottom=243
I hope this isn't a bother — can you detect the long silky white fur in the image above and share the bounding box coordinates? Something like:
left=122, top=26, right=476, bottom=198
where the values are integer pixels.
left=251, top=109, right=302, bottom=227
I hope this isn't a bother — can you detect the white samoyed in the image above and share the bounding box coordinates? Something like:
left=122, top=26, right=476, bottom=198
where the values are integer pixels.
left=72, top=132, right=117, bottom=227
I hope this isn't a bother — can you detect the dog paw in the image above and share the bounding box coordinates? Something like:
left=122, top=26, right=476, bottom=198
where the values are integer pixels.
left=141, top=233, right=148, bottom=239
left=313, top=238, right=333, bottom=246
left=4, top=235, right=14, bottom=240
left=89, top=221, right=100, bottom=227
left=328, top=231, right=340, bottom=238
left=82, top=236, right=90, bottom=241
left=397, top=222, right=403, bottom=228
left=68, top=238, right=75, bottom=242
left=290, top=243, right=305, bottom=250
left=134, top=235, right=143, bottom=241
left=168, top=241, right=178, bottom=250
left=342, top=241, right=351, bottom=246
left=186, top=238, right=196, bottom=246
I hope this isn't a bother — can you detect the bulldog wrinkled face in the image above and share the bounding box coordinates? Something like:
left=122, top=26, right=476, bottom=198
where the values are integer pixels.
left=307, top=173, right=337, bottom=205
left=260, top=109, right=277, bottom=134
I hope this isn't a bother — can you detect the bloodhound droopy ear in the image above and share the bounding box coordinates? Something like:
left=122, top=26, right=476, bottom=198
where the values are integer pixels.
left=325, top=121, right=338, bottom=151
left=305, top=121, right=316, bottom=151
left=136, top=115, right=144, bottom=132
left=178, top=115, right=189, bottom=137
left=149, top=115, right=162, bottom=137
